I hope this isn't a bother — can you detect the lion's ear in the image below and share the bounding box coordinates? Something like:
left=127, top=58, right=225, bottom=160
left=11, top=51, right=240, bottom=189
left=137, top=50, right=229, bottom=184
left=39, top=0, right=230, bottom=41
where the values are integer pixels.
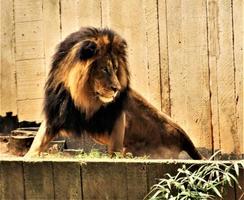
left=79, top=40, right=97, bottom=60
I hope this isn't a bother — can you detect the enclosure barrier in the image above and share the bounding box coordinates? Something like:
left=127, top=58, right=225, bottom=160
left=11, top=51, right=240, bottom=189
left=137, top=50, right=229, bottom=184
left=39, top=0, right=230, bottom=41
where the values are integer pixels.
left=0, top=159, right=243, bottom=200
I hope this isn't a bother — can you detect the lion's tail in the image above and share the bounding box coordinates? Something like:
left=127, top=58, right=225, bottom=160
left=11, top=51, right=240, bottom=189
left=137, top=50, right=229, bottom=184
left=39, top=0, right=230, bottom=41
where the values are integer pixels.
left=180, top=131, right=203, bottom=160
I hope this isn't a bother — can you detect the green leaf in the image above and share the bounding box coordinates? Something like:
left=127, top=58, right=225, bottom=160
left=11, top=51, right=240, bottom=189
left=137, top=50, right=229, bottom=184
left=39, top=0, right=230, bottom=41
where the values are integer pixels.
left=212, top=186, right=222, bottom=198
left=234, top=162, right=240, bottom=176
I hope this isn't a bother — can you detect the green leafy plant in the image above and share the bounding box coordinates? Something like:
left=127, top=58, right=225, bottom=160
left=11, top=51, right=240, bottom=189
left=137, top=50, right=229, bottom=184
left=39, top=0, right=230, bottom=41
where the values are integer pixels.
left=145, top=152, right=244, bottom=200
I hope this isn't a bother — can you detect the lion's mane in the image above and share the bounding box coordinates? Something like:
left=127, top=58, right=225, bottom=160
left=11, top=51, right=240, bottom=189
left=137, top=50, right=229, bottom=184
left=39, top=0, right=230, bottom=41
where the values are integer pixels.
left=44, top=27, right=130, bottom=137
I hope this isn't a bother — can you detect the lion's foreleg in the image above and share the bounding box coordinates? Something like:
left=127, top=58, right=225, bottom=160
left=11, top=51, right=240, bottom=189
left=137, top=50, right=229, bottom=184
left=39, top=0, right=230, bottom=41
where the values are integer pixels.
left=24, top=120, right=54, bottom=157
left=108, top=112, right=125, bottom=155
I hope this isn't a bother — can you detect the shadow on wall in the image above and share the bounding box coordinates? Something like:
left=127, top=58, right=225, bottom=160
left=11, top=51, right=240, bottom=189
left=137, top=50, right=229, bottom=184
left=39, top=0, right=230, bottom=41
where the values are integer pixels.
left=0, top=112, right=40, bottom=135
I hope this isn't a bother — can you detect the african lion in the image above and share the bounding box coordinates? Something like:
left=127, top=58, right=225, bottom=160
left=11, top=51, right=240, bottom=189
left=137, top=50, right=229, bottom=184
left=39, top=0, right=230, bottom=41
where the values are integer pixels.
left=25, top=27, right=202, bottom=159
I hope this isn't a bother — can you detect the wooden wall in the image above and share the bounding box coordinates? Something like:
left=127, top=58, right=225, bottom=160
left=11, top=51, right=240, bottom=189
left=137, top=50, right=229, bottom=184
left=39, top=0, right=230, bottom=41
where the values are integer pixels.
left=0, top=0, right=243, bottom=155
left=1, top=159, right=243, bottom=200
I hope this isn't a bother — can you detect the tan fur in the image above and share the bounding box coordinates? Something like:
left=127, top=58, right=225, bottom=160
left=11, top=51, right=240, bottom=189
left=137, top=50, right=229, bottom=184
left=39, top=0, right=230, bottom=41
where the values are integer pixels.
left=25, top=28, right=202, bottom=159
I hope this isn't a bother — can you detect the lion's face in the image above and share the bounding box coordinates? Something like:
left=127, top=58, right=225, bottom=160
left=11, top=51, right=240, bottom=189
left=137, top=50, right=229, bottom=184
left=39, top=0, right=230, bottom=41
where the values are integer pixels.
left=50, top=28, right=129, bottom=111
left=90, top=56, right=121, bottom=103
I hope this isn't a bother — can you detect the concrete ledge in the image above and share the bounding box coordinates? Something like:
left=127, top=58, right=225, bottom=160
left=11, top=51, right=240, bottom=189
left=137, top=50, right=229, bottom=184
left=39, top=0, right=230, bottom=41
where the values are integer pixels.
left=0, top=158, right=243, bottom=200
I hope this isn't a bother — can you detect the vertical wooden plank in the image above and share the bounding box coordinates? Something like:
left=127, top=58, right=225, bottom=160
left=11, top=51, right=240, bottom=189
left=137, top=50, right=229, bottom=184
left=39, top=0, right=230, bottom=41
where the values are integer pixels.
left=1, top=0, right=17, bottom=115
left=207, top=0, right=240, bottom=155
left=53, top=162, right=82, bottom=200
left=143, top=0, right=161, bottom=110
left=43, top=0, right=61, bottom=75
left=236, top=168, right=244, bottom=199
left=102, top=0, right=150, bottom=102
left=222, top=185, right=236, bottom=200
left=23, top=161, right=54, bottom=200
left=82, top=162, right=127, bottom=200
left=233, top=0, right=243, bottom=155
left=78, top=0, right=101, bottom=27
left=167, top=0, right=212, bottom=152
left=0, top=161, right=24, bottom=200
left=146, top=162, right=182, bottom=197
left=207, top=0, right=221, bottom=154
left=0, top=161, right=2, bottom=199
left=127, top=162, right=147, bottom=200
left=158, top=0, right=170, bottom=115
left=0, top=0, right=2, bottom=114
left=60, top=0, right=79, bottom=39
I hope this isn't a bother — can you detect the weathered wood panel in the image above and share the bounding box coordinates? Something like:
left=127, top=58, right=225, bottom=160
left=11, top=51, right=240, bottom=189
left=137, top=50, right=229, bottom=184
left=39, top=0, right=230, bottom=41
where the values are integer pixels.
left=82, top=162, right=127, bottom=200
left=23, top=161, right=54, bottom=199
left=158, top=0, right=170, bottom=115
left=127, top=162, right=148, bottom=200
left=1, top=0, right=17, bottom=115
left=102, top=0, right=150, bottom=103
left=208, top=0, right=241, bottom=154
left=232, top=0, right=243, bottom=155
left=1, top=160, right=242, bottom=200
left=53, top=162, right=82, bottom=200
left=167, top=0, right=212, bottom=151
left=60, top=0, right=80, bottom=39
left=0, top=161, right=24, bottom=200
left=143, top=0, right=161, bottom=110
left=0, top=0, right=2, bottom=114
left=78, top=0, right=102, bottom=27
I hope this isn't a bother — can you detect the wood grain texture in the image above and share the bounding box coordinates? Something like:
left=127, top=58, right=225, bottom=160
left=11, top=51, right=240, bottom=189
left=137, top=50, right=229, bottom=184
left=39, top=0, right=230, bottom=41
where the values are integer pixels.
left=143, top=0, right=161, bottom=110
left=1, top=0, right=17, bottom=115
left=207, top=0, right=221, bottom=153
left=0, top=161, right=24, bottom=200
left=60, top=0, right=79, bottom=39
left=236, top=168, right=244, bottom=199
left=16, top=59, right=45, bottom=100
left=23, top=161, right=54, bottom=200
left=127, top=162, right=147, bottom=200
left=0, top=0, right=1, bottom=114
left=232, top=0, right=243, bottom=154
left=78, top=0, right=101, bottom=27
left=208, top=0, right=240, bottom=154
left=167, top=0, right=212, bottom=151
left=102, top=0, right=150, bottom=101
left=158, top=0, right=171, bottom=115
left=82, top=162, right=127, bottom=200
left=53, top=162, right=82, bottom=200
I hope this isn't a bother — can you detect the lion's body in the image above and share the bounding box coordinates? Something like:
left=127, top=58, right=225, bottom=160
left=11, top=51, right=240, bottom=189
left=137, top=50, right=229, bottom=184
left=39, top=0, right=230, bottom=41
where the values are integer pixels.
left=25, top=27, right=202, bottom=159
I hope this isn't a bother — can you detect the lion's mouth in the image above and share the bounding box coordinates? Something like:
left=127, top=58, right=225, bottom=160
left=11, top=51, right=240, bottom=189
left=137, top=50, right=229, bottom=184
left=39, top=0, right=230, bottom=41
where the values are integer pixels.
left=96, top=91, right=118, bottom=103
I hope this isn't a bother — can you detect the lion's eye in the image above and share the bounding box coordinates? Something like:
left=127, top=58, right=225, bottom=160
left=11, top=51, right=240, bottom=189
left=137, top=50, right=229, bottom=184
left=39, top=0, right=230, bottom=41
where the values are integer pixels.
left=114, top=65, right=118, bottom=72
left=102, top=67, right=109, bottom=74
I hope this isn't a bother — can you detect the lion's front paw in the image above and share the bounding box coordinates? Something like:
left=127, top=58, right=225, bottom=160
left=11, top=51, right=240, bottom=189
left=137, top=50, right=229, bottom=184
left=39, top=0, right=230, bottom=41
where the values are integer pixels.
left=23, top=151, right=40, bottom=160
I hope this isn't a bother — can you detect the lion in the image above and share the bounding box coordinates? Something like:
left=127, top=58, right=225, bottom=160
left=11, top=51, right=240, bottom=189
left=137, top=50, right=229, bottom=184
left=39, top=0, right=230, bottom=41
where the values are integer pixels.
left=25, top=27, right=203, bottom=159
